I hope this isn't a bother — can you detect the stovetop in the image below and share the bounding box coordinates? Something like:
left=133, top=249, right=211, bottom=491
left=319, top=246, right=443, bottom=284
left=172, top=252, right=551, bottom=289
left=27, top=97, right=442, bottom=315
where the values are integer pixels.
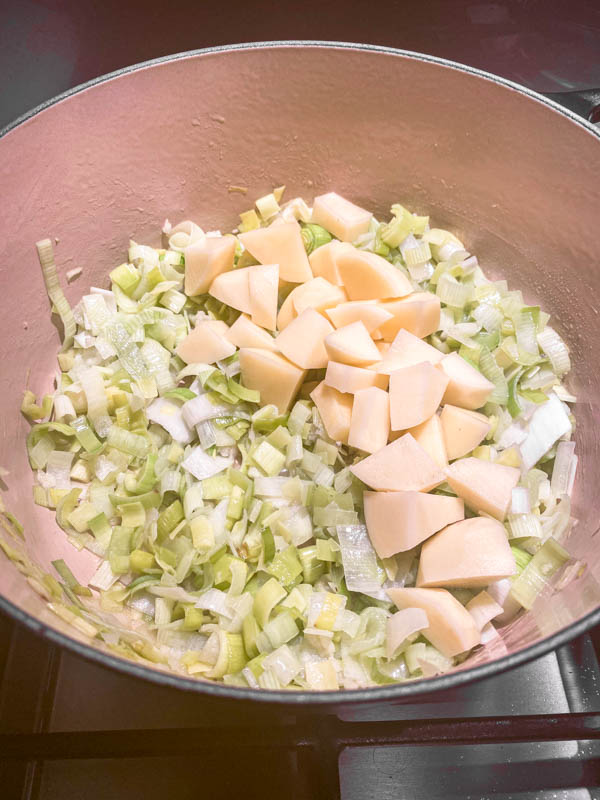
left=1, top=612, right=599, bottom=799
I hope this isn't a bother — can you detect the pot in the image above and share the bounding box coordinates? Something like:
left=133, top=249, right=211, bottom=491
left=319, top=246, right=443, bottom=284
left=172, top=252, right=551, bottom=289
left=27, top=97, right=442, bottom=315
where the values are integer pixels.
left=0, top=42, right=598, bottom=707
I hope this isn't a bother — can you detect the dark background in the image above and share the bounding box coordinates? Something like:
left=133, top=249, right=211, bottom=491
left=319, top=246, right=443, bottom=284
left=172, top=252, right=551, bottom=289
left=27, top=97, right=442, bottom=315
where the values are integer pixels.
left=1, top=0, right=600, bottom=130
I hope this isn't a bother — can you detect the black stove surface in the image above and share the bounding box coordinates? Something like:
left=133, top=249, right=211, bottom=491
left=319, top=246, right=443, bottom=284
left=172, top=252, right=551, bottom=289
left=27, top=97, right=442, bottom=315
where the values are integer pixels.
left=1, top=613, right=599, bottom=799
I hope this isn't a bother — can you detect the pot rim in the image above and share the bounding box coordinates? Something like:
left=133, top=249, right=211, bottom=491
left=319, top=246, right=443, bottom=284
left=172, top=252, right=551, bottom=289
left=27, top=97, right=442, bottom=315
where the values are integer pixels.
left=2, top=40, right=599, bottom=706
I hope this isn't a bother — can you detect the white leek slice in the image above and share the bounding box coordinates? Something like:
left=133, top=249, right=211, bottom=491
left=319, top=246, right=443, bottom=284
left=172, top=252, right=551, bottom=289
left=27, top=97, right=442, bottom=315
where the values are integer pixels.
left=80, top=366, right=111, bottom=436
left=511, top=487, right=531, bottom=515
left=195, top=588, right=233, bottom=618
left=262, top=645, right=302, bottom=686
left=436, top=273, right=472, bottom=308
left=82, top=294, right=111, bottom=335
left=550, top=440, right=577, bottom=497
left=465, top=590, right=503, bottom=631
left=472, top=302, right=502, bottom=332
left=510, top=538, right=570, bottom=610
left=147, top=398, right=192, bottom=444
left=181, top=448, right=233, bottom=481
left=540, top=493, right=572, bottom=542
left=149, top=585, right=201, bottom=604
left=417, top=646, right=454, bottom=677
left=168, top=221, right=205, bottom=252
left=553, top=384, right=576, bottom=403
left=305, top=659, right=339, bottom=690
left=36, top=239, right=77, bottom=350
left=508, top=513, right=542, bottom=541
left=183, top=484, right=204, bottom=518
left=537, top=326, right=571, bottom=376
left=45, top=450, right=75, bottom=488
left=514, top=309, right=540, bottom=364
left=90, top=286, right=117, bottom=314
left=336, top=525, right=386, bottom=598
left=88, top=560, right=119, bottom=591
left=176, top=362, right=213, bottom=381
left=275, top=504, right=313, bottom=546
left=182, top=394, right=231, bottom=427
left=54, top=395, right=76, bottom=422
left=307, top=592, right=347, bottom=631
left=386, top=608, right=429, bottom=658
left=519, top=394, right=572, bottom=471
left=479, top=622, right=500, bottom=644
left=196, top=420, right=217, bottom=450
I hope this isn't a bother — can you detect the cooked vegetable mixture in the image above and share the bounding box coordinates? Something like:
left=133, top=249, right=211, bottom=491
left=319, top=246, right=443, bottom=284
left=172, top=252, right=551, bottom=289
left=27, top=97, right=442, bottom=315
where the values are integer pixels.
left=18, top=188, right=577, bottom=689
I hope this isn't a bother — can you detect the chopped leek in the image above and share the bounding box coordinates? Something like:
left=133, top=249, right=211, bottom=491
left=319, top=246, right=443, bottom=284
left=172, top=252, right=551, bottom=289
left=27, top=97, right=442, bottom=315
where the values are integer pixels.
left=71, top=415, right=102, bottom=452
left=301, top=223, right=332, bottom=254
left=510, top=539, right=569, bottom=610
left=12, top=188, right=576, bottom=691
left=267, top=546, right=303, bottom=587
left=36, top=239, right=77, bottom=350
left=107, top=427, right=150, bottom=458
left=251, top=441, right=286, bottom=477
left=337, top=525, right=385, bottom=596
left=254, top=578, right=286, bottom=628
left=257, top=611, right=299, bottom=653
left=537, top=326, right=571, bottom=376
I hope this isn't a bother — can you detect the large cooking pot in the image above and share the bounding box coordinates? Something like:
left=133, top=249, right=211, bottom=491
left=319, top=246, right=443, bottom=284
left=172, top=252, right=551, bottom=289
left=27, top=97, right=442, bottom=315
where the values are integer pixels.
left=0, top=42, right=598, bottom=707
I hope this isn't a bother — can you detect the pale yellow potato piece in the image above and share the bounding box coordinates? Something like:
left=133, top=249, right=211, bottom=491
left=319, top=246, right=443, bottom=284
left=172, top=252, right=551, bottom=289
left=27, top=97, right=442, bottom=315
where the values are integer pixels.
left=177, top=322, right=236, bottom=364
left=408, top=414, right=448, bottom=467
left=387, top=587, right=480, bottom=658
left=311, top=192, right=372, bottom=242
left=308, top=240, right=345, bottom=285
left=325, top=361, right=389, bottom=393
left=417, top=517, right=516, bottom=588
left=238, top=348, right=306, bottom=413
left=226, top=314, right=278, bottom=352
left=276, top=278, right=344, bottom=331
left=198, top=319, right=230, bottom=336
left=375, top=342, right=391, bottom=357
left=389, top=362, right=449, bottom=430
left=348, top=387, right=390, bottom=453
left=439, top=352, right=495, bottom=410
left=276, top=307, right=334, bottom=369
left=184, top=236, right=236, bottom=296
left=377, top=292, right=441, bottom=341
left=248, top=264, right=279, bottom=331
left=350, top=433, right=446, bottom=492
left=335, top=245, right=414, bottom=301
left=375, top=329, right=444, bottom=374
left=364, top=490, right=464, bottom=557
left=276, top=291, right=297, bottom=331
left=239, top=220, right=313, bottom=283
left=445, top=457, right=520, bottom=521
left=209, top=267, right=252, bottom=314
left=292, top=277, right=348, bottom=315
left=326, top=300, right=394, bottom=334
left=324, top=321, right=381, bottom=366
left=440, top=405, right=491, bottom=460
left=310, top=381, right=353, bottom=444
